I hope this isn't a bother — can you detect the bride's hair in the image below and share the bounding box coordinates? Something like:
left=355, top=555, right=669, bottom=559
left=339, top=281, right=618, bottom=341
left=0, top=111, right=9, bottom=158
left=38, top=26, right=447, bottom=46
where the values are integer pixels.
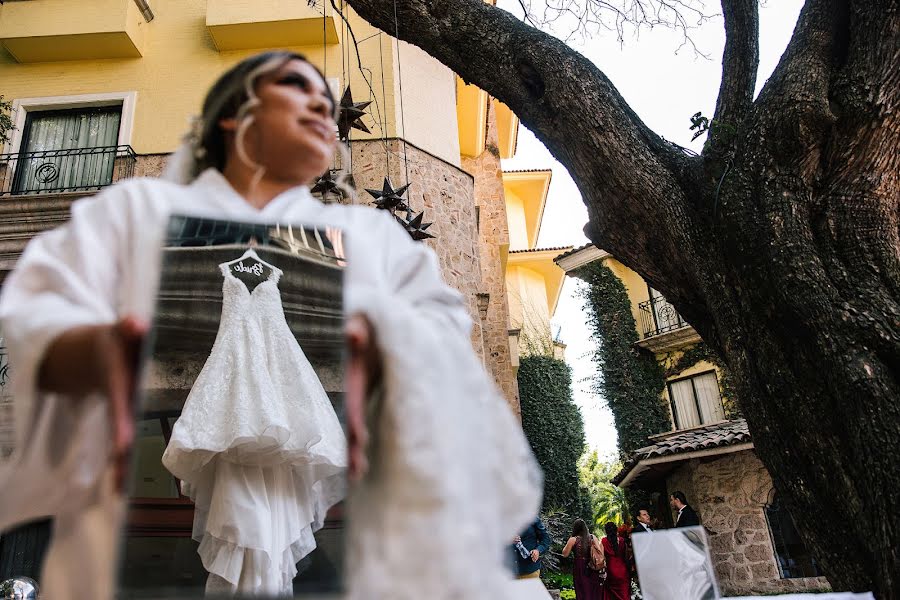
left=177, top=50, right=353, bottom=200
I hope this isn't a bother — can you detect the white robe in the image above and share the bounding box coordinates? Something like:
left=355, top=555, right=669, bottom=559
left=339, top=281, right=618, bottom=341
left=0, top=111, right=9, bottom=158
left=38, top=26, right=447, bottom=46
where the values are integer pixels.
left=0, top=169, right=543, bottom=599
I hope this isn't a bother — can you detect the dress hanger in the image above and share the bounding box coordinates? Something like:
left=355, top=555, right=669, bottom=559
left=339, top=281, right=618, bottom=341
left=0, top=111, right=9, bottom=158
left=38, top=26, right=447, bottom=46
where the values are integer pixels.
left=222, top=239, right=278, bottom=275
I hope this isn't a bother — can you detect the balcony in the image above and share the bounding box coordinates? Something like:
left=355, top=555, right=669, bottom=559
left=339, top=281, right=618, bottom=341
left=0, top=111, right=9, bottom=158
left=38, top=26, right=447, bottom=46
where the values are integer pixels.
left=0, top=0, right=148, bottom=62
left=636, top=295, right=700, bottom=352
left=0, top=146, right=137, bottom=272
left=0, top=145, right=136, bottom=197
left=206, top=0, right=338, bottom=51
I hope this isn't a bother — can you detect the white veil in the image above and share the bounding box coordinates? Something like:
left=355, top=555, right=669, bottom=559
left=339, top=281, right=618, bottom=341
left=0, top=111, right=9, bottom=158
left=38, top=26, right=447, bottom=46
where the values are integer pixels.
left=160, top=140, right=199, bottom=185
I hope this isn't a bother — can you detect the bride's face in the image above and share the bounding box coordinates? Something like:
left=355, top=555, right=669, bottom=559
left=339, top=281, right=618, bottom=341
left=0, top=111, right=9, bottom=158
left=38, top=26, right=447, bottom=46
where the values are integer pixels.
left=227, top=59, right=337, bottom=184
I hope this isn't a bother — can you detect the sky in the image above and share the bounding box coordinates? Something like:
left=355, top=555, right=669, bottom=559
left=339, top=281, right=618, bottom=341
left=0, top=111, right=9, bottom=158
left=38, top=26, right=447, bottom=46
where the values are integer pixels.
left=497, top=0, right=805, bottom=460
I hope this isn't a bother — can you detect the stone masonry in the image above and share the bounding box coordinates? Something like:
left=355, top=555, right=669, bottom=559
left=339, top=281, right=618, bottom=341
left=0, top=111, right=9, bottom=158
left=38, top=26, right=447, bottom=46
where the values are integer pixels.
left=461, top=101, right=520, bottom=416
left=349, top=138, right=487, bottom=360
left=666, top=450, right=830, bottom=596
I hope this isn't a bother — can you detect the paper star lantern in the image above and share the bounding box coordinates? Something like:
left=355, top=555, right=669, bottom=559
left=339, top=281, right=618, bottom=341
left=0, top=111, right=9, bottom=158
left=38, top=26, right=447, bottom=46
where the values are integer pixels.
left=366, top=177, right=411, bottom=213
left=337, top=86, right=372, bottom=141
left=311, top=169, right=345, bottom=203
left=399, top=210, right=435, bottom=241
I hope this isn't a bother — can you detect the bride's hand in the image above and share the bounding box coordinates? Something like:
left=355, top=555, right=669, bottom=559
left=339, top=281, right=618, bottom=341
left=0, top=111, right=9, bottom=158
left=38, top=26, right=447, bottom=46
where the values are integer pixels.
left=345, top=314, right=379, bottom=482
left=39, top=317, right=149, bottom=492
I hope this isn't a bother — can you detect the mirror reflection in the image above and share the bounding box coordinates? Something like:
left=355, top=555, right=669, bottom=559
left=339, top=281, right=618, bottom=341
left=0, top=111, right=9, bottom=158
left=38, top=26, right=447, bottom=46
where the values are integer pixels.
left=118, top=215, right=347, bottom=598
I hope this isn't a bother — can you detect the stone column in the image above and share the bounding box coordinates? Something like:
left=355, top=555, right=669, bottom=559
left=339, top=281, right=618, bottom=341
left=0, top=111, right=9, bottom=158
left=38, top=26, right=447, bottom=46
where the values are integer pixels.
left=461, top=101, right=520, bottom=417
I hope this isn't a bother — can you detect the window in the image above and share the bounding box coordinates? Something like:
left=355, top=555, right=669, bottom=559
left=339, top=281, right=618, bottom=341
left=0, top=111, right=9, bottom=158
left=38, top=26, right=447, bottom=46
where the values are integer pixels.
left=765, top=493, right=822, bottom=578
left=667, top=371, right=725, bottom=429
left=12, top=106, right=122, bottom=194
left=2, top=91, right=136, bottom=197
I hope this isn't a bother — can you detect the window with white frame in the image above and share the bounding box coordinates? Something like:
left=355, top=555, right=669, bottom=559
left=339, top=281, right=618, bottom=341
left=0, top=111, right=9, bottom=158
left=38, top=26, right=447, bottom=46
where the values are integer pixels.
left=667, top=370, right=726, bottom=429
left=12, top=106, right=122, bottom=194
left=2, top=92, right=135, bottom=196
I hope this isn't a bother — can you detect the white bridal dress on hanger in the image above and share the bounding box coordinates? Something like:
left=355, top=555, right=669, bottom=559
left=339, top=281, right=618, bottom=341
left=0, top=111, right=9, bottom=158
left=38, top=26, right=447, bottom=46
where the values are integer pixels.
left=161, top=251, right=347, bottom=596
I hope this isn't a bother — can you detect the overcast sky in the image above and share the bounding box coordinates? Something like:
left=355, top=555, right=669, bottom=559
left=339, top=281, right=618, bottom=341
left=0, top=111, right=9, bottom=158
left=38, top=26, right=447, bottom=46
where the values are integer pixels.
left=497, top=0, right=805, bottom=460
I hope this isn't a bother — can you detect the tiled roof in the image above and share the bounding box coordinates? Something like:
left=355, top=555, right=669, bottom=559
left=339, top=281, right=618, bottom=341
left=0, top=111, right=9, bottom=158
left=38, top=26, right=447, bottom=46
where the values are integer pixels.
left=502, top=168, right=553, bottom=174
left=612, top=419, right=752, bottom=485
left=509, top=246, right=573, bottom=254
left=553, top=242, right=595, bottom=261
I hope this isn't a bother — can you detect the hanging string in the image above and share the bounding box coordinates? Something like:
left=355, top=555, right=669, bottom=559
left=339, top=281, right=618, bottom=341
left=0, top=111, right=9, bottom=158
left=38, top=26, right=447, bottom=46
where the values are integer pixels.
left=392, top=0, right=411, bottom=191
left=378, top=33, right=390, bottom=176
left=321, top=0, right=326, bottom=84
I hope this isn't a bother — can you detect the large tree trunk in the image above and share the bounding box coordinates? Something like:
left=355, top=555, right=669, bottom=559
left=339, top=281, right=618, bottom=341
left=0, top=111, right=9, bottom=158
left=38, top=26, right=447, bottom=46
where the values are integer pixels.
left=345, top=0, right=900, bottom=596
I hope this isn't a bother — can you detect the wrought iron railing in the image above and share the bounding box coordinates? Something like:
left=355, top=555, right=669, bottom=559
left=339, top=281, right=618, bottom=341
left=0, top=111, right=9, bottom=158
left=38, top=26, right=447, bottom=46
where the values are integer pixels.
left=1, top=345, right=12, bottom=460
left=638, top=295, right=689, bottom=339
left=0, top=346, right=8, bottom=391
left=0, top=145, right=136, bottom=196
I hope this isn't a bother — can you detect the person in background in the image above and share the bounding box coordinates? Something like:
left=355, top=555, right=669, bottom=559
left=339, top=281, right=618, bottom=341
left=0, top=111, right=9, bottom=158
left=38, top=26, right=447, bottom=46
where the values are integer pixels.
left=671, top=491, right=701, bottom=527
left=512, top=516, right=551, bottom=580
left=560, top=518, right=603, bottom=599
left=601, top=521, right=631, bottom=600
left=633, top=508, right=653, bottom=533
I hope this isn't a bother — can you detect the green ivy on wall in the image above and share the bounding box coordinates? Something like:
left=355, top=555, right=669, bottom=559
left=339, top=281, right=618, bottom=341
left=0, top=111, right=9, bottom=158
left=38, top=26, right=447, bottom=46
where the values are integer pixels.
left=574, top=262, right=671, bottom=458
left=0, top=96, right=14, bottom=146
left=518, top=354, right=590, bottom=517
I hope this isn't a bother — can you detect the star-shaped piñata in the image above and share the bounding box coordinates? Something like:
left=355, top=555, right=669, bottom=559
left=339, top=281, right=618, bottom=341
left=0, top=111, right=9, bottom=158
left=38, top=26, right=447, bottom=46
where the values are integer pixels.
left=311, top=169, right=344, bottom=203
left=366, top=177, right=411, bottom=212
left=399, top=210, right=435, bottom=241
left=337, top=87, right=372, bottom=141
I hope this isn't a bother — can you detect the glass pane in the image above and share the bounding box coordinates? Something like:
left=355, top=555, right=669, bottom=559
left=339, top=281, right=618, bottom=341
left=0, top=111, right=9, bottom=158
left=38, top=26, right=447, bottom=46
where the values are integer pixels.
left=14, top=107, right=121, bottom=194
left=670, top=379, right=700, bottom=429
left=118, top=528, right=344, bottom=597
left=766, top=495, right=822, bottom=579
left=694, top=372, right=725, bottom=424
left=118, top=536, right=207, bottom=597
left=132, top=418, right=179, bottom=498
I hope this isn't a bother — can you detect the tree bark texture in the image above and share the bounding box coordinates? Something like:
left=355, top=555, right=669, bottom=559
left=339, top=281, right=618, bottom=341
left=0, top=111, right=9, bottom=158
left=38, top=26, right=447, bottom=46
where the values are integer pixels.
left=344, top=0, right=900, bottom=596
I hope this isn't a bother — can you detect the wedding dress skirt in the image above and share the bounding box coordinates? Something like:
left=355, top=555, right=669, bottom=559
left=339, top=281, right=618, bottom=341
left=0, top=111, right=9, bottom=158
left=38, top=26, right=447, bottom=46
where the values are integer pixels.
left=162, top=262, right=347, bottom=596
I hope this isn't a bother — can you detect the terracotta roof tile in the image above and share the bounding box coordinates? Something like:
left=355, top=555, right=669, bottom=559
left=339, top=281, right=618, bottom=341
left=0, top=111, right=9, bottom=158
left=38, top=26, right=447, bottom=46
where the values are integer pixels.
left=553, top=243, right=594, bottom=261
left=508, top=246, right=573, bottom=254
left=612, top=419, right=751, bottom=485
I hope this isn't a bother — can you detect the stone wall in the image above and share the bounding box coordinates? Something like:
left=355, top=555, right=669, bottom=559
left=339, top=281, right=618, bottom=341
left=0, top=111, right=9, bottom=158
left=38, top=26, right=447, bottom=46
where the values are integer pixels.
left=349, top=139, right=487, bottom=359
left=461, top=101, right=520, bottom=416
left=666, top=450, right=830, bottom=596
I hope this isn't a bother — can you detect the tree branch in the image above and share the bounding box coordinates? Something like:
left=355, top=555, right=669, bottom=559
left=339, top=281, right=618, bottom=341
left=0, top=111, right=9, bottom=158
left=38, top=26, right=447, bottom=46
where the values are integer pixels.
left=707, top=0, right=758, bottom=152
left=346, top=0, right=709, bottom=317
left=751, top=0, right=844, bottom=166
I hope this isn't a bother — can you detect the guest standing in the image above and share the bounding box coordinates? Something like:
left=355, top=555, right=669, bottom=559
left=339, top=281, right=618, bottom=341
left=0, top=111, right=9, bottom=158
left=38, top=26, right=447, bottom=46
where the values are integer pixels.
left=561, top=519, right=603, bottom=599
left=670, top=491, right=701, bottom=527
left=601, top=522, right=630, bottom=600
left=632, top=508, right=653, bottom=533
left=512, top=517, right=552, bottom=579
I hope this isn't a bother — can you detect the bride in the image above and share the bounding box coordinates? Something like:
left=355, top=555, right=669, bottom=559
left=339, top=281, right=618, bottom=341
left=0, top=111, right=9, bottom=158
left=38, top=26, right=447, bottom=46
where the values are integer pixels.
left=0, top=51, right=542, bottom=599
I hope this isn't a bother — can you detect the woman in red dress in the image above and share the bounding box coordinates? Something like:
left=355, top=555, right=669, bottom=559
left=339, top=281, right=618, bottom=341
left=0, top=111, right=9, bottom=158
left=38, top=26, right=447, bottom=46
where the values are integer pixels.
left=601, top=521, right=631, bottom=600
left=561, top=519, right=603, bottom=599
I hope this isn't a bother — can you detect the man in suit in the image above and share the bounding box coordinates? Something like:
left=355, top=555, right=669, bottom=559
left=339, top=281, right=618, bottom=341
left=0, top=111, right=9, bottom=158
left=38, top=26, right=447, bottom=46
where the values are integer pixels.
left=633, top=508, right=654, bottom=533
left=509, top=517, right=552, bottom=579
left=670, top=491, right=701, bottom=527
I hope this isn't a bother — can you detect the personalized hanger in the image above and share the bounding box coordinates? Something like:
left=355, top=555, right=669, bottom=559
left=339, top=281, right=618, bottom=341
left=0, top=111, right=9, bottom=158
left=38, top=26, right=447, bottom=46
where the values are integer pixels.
left=223, top=243, right=277, bottom=279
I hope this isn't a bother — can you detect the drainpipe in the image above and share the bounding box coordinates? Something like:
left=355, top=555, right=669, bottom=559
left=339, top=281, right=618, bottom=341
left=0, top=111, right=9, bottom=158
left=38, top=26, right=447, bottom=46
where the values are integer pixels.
left=133, top=0, right=154, bottom=22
